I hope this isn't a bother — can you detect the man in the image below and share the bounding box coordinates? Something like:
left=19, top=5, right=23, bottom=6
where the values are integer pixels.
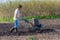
left=10, top=5, right=22, bottom=33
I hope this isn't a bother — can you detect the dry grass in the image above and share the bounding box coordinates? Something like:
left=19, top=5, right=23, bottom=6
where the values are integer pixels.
left=0, top=1, right=60, bottom=22
left=0, top=1, right=60, bottom=17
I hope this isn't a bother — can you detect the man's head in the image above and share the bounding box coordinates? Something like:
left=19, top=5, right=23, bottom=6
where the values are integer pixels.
left=17, top=5, right=22, bottom=10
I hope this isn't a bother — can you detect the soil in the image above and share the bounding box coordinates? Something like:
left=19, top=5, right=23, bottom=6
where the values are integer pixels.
left=0, top=19, right=60, bottom=40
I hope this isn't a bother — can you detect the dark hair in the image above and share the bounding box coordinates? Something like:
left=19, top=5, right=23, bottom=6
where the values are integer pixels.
left=17, top=5, right=22, bottom=8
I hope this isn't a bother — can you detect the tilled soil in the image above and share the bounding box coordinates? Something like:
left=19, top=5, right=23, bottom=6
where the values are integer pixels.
left=0, top=19, right=60, bottom=40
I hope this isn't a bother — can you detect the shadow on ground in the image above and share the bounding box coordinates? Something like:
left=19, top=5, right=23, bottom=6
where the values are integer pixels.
left=40, top=29, right=56, bottom=33
left=0, top=29, right=57, bottom=36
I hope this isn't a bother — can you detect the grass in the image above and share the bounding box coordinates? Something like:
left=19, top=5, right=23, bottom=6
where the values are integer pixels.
left=29, top=36, right=34, bottom=40
left=0, top=15, right=60, bottom=22
left=0, top=1, right=60, bottom=22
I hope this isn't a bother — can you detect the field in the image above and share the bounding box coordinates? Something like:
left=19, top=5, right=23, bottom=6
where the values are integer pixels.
left=0, top=0, right=60, bottom=40
left=0, top=19, right=60, bottom=40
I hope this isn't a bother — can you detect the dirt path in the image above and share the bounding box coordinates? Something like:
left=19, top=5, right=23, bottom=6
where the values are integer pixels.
left=0, top=19, right=60, bottom=40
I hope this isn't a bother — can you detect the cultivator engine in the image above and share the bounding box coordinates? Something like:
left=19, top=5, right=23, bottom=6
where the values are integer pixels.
left=22, top=18, right=44, bottom=32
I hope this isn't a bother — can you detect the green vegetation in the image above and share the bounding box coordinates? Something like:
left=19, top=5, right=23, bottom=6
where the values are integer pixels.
left=29, top=36, right=34, bottom=40
left=0, top=15, right=60, bottom=22
left=0, top=1, right=60, bottom=22
left=26, top=15, right=60, bottom=19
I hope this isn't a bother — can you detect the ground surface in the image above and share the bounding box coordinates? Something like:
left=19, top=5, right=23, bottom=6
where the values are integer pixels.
left=0, top=19, right=60, bottom=40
